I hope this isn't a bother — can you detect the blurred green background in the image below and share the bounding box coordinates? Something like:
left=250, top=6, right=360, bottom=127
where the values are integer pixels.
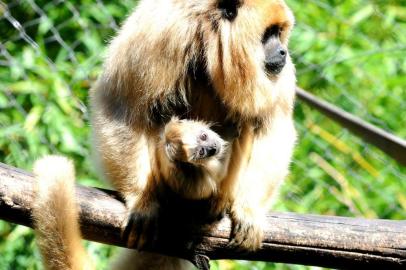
left=0, top=0, right=405, bottom=269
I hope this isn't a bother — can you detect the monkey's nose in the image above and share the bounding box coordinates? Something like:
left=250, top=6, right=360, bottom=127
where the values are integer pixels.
left=206, top=146, right=218, bottom=157
left=265, top=46, right=287, bottom=75
left=265, top=51, right=286, bottom=74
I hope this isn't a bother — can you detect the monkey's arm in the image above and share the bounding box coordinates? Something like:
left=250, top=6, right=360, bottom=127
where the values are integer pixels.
left=230, top=113, right=296, bottom=250
left=91, top=106, right=161, bottom=249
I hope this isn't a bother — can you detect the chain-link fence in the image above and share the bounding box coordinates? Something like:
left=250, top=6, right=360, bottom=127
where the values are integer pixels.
left=1, top=0, right=405, bottom=269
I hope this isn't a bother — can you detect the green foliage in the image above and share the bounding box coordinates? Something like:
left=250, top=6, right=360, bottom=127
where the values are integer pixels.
left=0, top=0, right=405, bottom=269
left=279, top=0, right=406, bottom=221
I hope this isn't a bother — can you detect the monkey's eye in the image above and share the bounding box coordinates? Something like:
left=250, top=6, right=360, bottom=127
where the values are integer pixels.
left=199, top=148, right=206, bottom=158
left=200, top=133, right=208, bottom=141
left=262, top=25, right=282, bottom=43
left=218, top=0, right=241, bottom=21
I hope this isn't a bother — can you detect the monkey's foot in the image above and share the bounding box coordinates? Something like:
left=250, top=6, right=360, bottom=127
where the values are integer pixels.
left=229, top=210, right=264, bottom=251
left=122, top=209, right=159, bottom=250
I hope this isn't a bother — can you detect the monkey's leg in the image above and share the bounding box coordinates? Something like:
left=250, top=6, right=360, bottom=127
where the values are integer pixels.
left=32, top=156, right=94, bottom=270
left=230, top=115, right=296, bottom=251
left=91, top=114, right=161, bottom=250
left=121, top=178, right=161, bottom=251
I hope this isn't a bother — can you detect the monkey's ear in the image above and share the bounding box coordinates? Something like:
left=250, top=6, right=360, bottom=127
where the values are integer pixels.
left=218, top=0, right=241, bottom=21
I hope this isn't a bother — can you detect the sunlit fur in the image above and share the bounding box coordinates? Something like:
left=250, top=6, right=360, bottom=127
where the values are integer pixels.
left=32, top=0, right=296, bottom=269
left=32, top=156, right=94, bottom=270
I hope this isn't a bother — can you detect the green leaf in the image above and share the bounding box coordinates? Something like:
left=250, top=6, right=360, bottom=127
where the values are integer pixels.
left=38, top=16, right=53, bottom=35
left=4, top=81, right=46, bottom=94
left=0, top=92, right=8, bottom=108
left=349, top=5, right=374, bottom=25
left=24, top=106, right=43, bottom=132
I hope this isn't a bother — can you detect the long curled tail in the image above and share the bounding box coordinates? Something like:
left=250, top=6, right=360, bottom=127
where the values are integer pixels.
left=32, top=155, right=94, bottom=270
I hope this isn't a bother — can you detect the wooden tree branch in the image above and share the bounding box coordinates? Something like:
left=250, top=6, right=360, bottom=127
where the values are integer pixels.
left=1, top=162, right=405, bottom=269
left=296, top=87, right=406, bottom=166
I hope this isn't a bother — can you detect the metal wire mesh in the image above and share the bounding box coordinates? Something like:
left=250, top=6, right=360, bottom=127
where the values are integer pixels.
left=0, top=0, right=405, bottom=269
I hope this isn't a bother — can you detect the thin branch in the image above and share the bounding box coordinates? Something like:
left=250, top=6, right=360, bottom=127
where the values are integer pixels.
left=1, top=162, right=405, bottom=269
left=296, top=87, right=406, bottom=166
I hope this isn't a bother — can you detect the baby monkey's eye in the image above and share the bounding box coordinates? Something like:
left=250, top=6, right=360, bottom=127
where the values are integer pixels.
left=200, top=133, right=208, bottom=141
left=199, top=148, right=206, bottom=157
left=262, top=25, right=282, bottom=43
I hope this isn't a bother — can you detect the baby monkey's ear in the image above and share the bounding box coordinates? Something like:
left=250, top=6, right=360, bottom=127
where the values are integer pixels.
left=218, top=0, right=242, bottom=21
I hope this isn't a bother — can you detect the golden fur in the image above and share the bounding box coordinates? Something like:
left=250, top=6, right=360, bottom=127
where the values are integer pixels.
left=32, top=0, right=296, bottom=269
left=32, top=156, right=93, bottom=270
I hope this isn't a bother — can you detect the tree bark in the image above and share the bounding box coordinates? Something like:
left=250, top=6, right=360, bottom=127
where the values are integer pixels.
left=1, top=162, right=405, bottom=269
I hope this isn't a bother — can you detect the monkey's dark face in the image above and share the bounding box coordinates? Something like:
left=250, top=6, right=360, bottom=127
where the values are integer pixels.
left=262, top=25, right=287, bottom=75
left=196, top=0, right=295, bottom=118
left=213, top=0, right=292, bottom=76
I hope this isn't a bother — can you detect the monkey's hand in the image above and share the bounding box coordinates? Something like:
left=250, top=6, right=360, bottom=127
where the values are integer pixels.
left=122, top=203, right=159, bottom=250
left=229, top=205, right=264, bottom=251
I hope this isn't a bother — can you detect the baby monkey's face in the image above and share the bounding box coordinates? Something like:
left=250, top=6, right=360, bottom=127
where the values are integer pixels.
left=189, top=128, right=223, bottom=162
left=164, top=119, right=226, bottom=165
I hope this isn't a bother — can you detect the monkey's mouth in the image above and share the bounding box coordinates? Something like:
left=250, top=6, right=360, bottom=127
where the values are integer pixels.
left=265, top=59, right=286, bottom=75
left=194, top=145, right=220, bottom=160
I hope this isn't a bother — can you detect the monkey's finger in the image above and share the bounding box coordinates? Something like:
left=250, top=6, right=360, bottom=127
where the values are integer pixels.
left=132, top=214, right=148, bottom=249
left=137, top=219, right=152, bottom=251
left=231, top=222, right=263, bottom=252
left=123, top=212, right=145, bottom=248
left=122, top=212, right=136, bottom=246
left=140, top=216, right=158, bottom=251
left=229, top=222, right=252, bottom=250
left=190, top=254, right=211, bottom=270
left=230, top=220, right=242, bottom=240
